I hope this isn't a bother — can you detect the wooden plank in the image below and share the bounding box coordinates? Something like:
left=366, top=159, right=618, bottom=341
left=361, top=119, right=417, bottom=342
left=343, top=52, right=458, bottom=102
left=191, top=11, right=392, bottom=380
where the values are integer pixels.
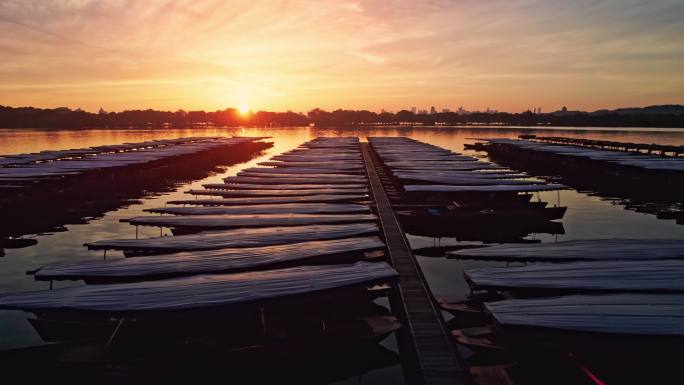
left=361, top=143, right=466, bottom=385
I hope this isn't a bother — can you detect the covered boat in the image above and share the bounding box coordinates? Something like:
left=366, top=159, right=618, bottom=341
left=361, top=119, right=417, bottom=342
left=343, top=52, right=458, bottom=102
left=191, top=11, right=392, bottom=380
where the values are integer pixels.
left=466, top=259, right=684, bottom=293
left=145, top=203, right=371, bottom=216
left=0, top=262, right=398, bottom=312
left=33, top=236, right=386, bottom=282
left=448, top=239, right=684, bottom=261
left=127, top=213, right=378, bottom=230
left=86, top=222, right=381, bottom=252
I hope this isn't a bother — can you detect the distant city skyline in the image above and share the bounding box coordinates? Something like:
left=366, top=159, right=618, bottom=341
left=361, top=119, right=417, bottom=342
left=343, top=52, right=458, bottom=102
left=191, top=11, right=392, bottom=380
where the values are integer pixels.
left=1, top=1, right=683, bottom=112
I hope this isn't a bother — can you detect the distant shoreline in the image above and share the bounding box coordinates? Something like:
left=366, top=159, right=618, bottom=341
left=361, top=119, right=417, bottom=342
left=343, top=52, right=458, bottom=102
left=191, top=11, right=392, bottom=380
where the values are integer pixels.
left=1, top=125, right=684, bottom=132
left=2, top=105, right=683, bottom=129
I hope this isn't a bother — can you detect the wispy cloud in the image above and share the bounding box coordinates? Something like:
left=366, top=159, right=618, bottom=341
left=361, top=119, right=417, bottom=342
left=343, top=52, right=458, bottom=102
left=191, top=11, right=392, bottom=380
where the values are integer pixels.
left=345, top=50, right=388, bottom=64
left=0, top=0, right=682, bottom=112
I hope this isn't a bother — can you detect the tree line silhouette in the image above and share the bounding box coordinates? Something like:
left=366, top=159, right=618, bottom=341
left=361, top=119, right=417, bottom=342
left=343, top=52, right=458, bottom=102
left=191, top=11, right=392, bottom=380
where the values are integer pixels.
left=1, top=105, right=683, bottom=128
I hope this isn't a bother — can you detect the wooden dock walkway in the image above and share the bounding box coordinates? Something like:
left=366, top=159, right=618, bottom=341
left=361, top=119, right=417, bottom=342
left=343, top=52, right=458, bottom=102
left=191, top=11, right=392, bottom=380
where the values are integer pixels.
left=361, top=143, right=466, bottom=385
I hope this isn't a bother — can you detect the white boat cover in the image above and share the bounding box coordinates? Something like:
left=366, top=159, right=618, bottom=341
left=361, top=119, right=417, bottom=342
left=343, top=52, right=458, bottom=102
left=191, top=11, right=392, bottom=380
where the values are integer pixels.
left=238, top=172, right=362, bottom=179
left=145, top=203, right=371, bottom=216
left=486, top=294, right=684, bottom=336
left=367, top=136, right=564, bottom=194
left=241, top=167, right=364, bottom=175
left=0, top=262, right=398, bottom=312
left=486, top=139, right=684, bottom=172
left=0, top=137, right=260, bottom=180
left=222, top=176, right=367, bottom=184
left=34, top=236, right=386, bottom=281
left=258, top=161, right=364, bottom=169
left=404, top=184, right=566, bottom=193
left=394, top=171, right=529, bottom=181
left=168, top=194, right=370, bottom=206
left=188, top=188, right=368, bottom=197
left=389, top=163, right=504, bottom=171
left=86, top=222, right=381, bottom=251
left=203, top=183, right=367, bottom=190
left=395, top=177, right=540, bottom=186
left=466, top=260, right=684, bottom=292
left=272, top=155, right=361, bottom=161
left=448, top=239, right=684, bottom=261
left=127, top=213, right=378, bottom=229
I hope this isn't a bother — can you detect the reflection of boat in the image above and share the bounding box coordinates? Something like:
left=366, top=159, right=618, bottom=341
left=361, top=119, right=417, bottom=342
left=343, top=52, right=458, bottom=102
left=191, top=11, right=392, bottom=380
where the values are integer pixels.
left=399, top=213, right=564, bottom=241
left=397, top=205, right=566, bottom=224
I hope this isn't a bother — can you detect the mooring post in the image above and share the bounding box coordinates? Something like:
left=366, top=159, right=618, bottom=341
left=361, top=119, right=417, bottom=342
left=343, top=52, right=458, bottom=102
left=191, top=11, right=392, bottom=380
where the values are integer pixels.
left=259, top=307, right=266, bottom=336
left=107, top=318, right=125, bottom=347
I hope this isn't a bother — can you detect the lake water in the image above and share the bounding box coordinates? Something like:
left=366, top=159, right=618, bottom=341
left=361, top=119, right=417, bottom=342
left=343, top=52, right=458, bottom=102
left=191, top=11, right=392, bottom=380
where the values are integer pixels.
left=1, top=126, right=683, bottom=384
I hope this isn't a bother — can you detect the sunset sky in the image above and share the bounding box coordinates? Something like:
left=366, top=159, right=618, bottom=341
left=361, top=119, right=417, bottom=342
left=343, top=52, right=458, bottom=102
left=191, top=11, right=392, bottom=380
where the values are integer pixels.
left=1, top=0, right=683, bottom=113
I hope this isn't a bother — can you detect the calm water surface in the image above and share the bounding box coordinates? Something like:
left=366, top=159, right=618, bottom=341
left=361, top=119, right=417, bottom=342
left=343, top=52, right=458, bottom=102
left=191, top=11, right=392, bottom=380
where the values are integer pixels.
left=1, top=126, right=683, bottom=384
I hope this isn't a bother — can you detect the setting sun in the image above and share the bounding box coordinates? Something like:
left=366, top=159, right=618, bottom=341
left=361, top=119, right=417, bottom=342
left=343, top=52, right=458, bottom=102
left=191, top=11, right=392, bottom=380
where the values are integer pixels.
left=238, top=103, right=250, bottom=115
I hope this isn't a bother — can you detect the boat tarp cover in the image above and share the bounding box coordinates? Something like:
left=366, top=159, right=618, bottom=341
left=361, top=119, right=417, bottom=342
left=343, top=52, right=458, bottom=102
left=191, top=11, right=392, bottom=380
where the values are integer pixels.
left=0, top=261, right=398, bottom=312
left=449, top=239, right=684, bottom=261
left=127, top=213, right=378, bottom=228
left=404, top=184, right=566, bottom=193
left=486, top=294, right=684, bottom=336
left=203, top=183, right=367, bottom=190
left=145, top=203, right=371, bottom=216
left=189, top=188, right=368, bottom=197
left=237, top=172, right=363, bottom=179
left=466, top=260, right=684, bottom=292
left=487, top=139, right=684, bottom=172
left=241, top=167, right=364, bottom=175
left=223, top=176, right=366, bottom=185
left=167, top=194, right=369, bottom=206
left=86, top=222, right=380, bottom=251
left=35, top=236, right=386, bottom=281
